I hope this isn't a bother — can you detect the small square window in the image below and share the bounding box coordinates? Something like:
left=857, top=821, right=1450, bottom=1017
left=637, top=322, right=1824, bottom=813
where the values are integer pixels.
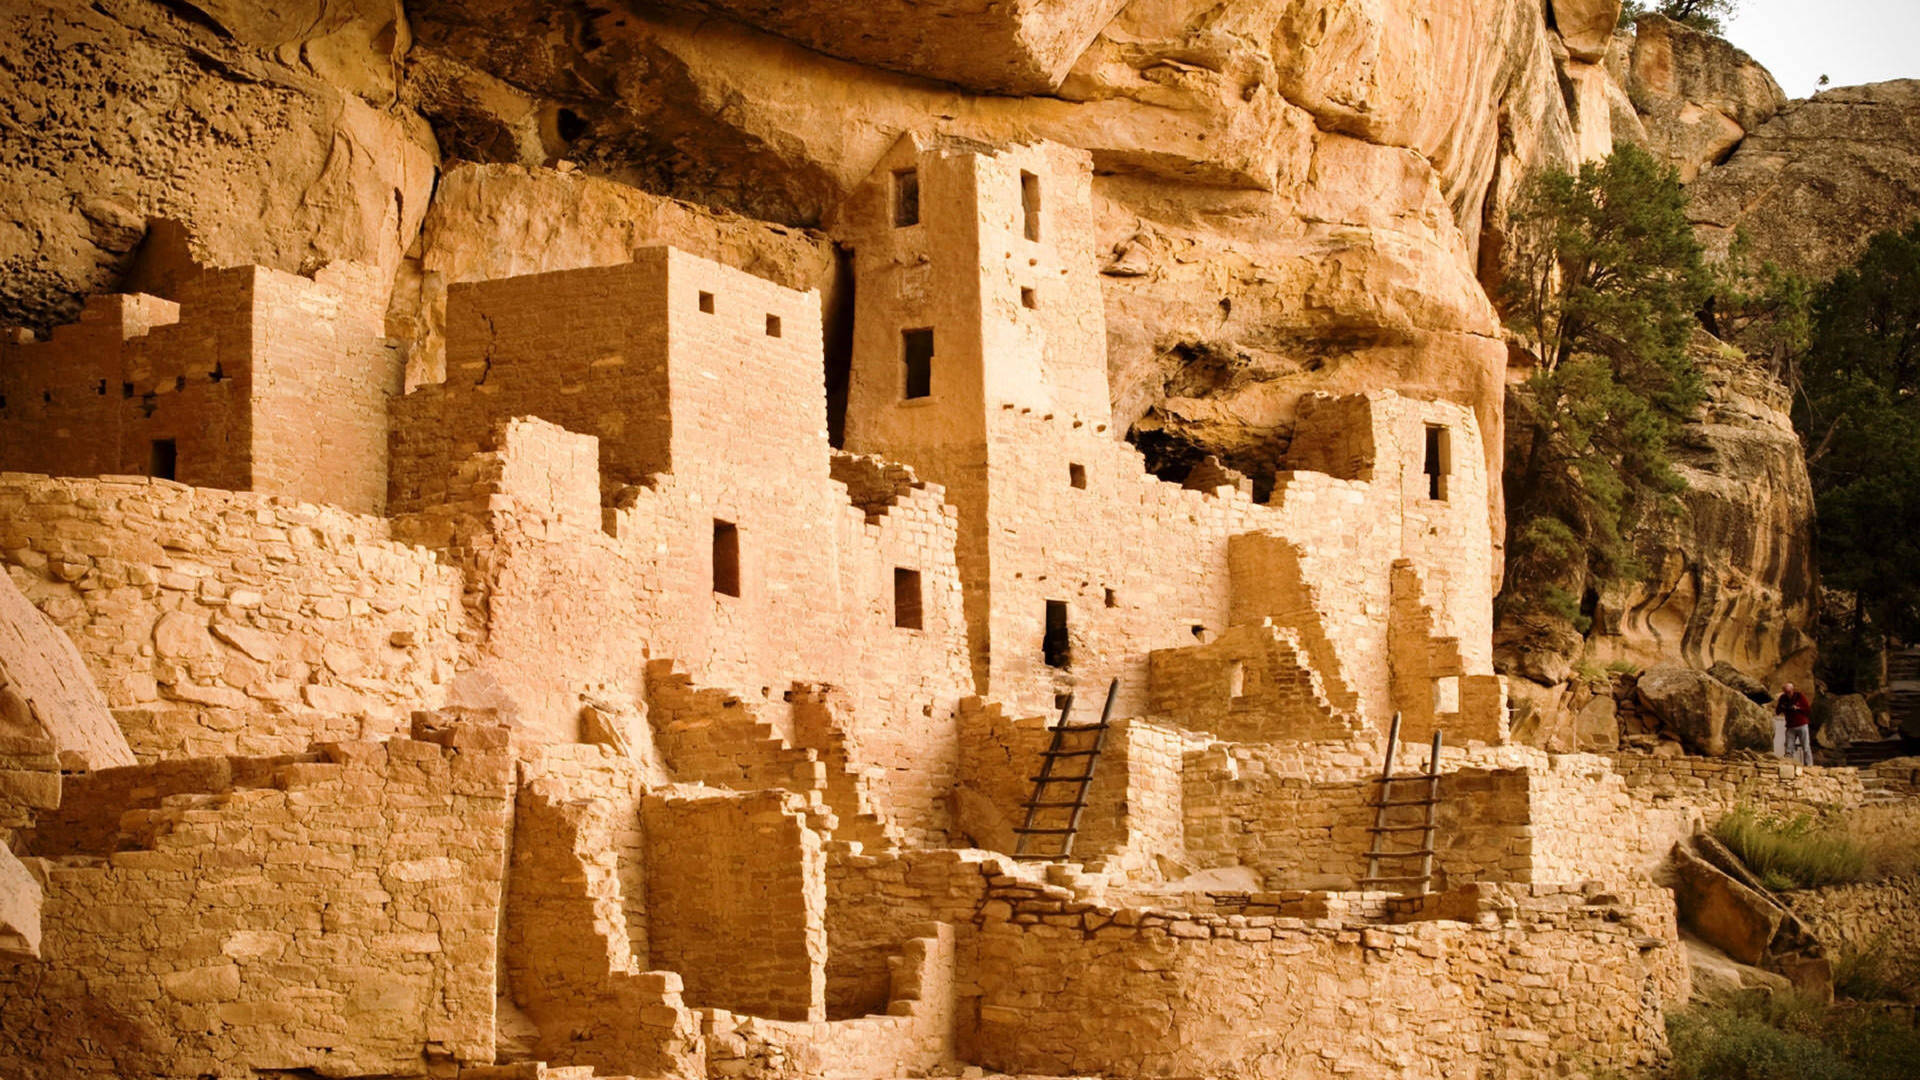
left=149, top=438, right=177, bottom=481
left=1424, top=424, right=1451, bottom=502
left=766, top=314, right=782, bottom=338
left=1068, top=463, right=1086, bottom=489
left=1229, top=660, right=1246, bottom=700
left=1020, top=287, right=1037, bottom=310
left=698, top=291, right=715, bottom=314
left=1104, top=588, right=1117, bottom=609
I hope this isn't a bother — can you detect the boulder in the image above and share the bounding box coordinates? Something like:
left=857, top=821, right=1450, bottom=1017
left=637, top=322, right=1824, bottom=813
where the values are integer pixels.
left=1689, top=80, right=1920, bottom=281
left=1672, top=838, right=1784, bottom=965
left=1574, top=692, right=1621, bottom=752
left=1626, top=14, right=1785, bottom=181
left=0, top=841, right=40, bottom=961
left=1708, top=661, right=1773, bottom=704
left=1550, top=0, right=1624, bottom=63
left=1683, top=933, right=1791, bottom=1000
left=1636, top=665, right=1775, bottom=756
left=1816, top=693, right=1880, bottom=751
left=0, top=572, right=135, bottom=771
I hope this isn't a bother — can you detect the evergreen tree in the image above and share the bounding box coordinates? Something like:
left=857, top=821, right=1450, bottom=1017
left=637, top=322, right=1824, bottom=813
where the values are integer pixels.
left=1794, top=221, right=1920, bottom=688
left=1619, top=0, right=1741, bottom=34
left=1498, top=145, right=1709, bottom=630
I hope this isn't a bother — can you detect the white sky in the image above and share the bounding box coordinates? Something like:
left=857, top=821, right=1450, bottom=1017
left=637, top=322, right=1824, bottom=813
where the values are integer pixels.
left=1721, top=0, right=1920, bottom=99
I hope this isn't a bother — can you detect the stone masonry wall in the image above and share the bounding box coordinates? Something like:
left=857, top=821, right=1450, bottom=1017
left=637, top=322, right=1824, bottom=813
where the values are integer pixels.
left=0, top=263, right=396, bottom=515
left=961, top=873, right=1681, bottom=1079
left=643, top=788, right=830, bottom=1022
left=1783, top=873, right=1920, bottom=965
left=0, top=730, right=511, bottom=1079
left=0, top=475, right=464, bottom=761
left=1611, top=751, right=1869, bottom=821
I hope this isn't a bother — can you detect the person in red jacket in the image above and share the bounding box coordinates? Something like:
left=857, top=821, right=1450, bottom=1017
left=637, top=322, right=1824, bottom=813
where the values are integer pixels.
left=1776, top=682, right=1812, bottom=765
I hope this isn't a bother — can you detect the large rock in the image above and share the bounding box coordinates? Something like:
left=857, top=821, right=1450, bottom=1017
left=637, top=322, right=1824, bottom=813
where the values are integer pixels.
left=1635, top=665, right=1775, bottom=756
left=0, top=571, right=134, bottom=772
left=0, top=0, right=436, bottom=331
left=1626, top=14, right=1785, bottom=182
left=1551, top=0, right=1623, bottom=63
left=1689, top=80, right=1920, bottom=280
left=0, top=841, right=39, bottom=961
left=1816, top=694, right=1880, bottom=751
left=1707, top=661, right=1772, bottom=704
left=1673, top=838, right=1784, bottom=965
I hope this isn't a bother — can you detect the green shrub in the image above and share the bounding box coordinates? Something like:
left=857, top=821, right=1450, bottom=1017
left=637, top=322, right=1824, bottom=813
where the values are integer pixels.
left=1668, top=994, right=1920, bottom=1080
left=1834, top=941, right=1920, bottom=1003
left=1715, top=806, right=1870, bottom=890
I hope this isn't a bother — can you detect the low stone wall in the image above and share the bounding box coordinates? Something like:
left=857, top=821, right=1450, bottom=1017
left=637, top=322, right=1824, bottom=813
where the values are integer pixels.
left=0, top=730, right=512, bottom=1079
left=1784, top=873, right=1920, bottom=965
left=1611, top=751, right=1868, bottom=821
left=0, top=474, right=464, bottom=761
left=962, top=875, right=1683, bottom=1080
left=824, top=845, right=1003, bottom=1018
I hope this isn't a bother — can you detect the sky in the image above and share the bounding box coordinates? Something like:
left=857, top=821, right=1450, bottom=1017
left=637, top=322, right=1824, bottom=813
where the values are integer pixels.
left=1720, top=0, right=1920, bottom=99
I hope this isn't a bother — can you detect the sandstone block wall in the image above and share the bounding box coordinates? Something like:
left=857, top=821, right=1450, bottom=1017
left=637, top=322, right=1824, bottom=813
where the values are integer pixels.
left=1610, top=751, right=1870, bottom=821
left=0, top=263, right=396, bottom=515
left=824, top=846, right=1001, bottom=1019
left=0, top=475, right=464, bottom=761
left=0, top=733, right=512, bottom=1079
left=961, top=874, right=1681, bottom=1079
left=1784, top=873, right=1920, bottom=965
left=1148, top=620, right=1361, bottom=742
left=643, top=788, right=829, bottom=1022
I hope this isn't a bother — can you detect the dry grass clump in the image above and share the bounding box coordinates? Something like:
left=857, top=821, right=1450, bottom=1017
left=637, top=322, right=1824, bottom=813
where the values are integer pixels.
left=1715, top=806, right=1869, bottom=891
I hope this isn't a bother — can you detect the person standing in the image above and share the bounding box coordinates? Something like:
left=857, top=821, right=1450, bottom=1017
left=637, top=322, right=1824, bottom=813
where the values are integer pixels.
left=1776, top=682, right=1813, bottom=765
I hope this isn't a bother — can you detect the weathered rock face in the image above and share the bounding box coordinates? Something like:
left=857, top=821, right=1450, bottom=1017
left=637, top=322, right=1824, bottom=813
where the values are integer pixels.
left=660, top=0, right=1132, bottom=95
left=0, top=0, right=437, bottom=332
left=1586, top=340, right=1817, bottom=688
left=1626, top=14, right=1785, bottom=182
left=0, top=841, right=38, bottom=961
left=1816, top=694, right=1879, bottom=750
left=1636, top=665, right=1776, bottom=756
left=0, top=571, right=134, bottom=772
left=1688, top=79, right=1920, bottom=280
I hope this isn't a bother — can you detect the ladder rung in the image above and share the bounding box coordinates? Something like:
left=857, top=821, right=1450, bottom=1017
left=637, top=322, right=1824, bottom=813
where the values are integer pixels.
left=1359, top=875, right=1432, bottom=884
left=1030, top=774, right=1092, bottom=784
left=1370, top=824, right=1433, bottom=832
left=1050, top=723, right=1111, bottom=733
left=1010, top=853, right=1060, bottom=861
left=1378, top=798, right=1438, bottom=807
left=1014, top=827, right=1077, bottom=835
left=1046, top=748, right=1102, bottom=757
left=1025, top=800, right=1086, bottom=809
left=1375, top=774, right=1440, bottom=783
left=1367, top=848, right=1436, bottom=857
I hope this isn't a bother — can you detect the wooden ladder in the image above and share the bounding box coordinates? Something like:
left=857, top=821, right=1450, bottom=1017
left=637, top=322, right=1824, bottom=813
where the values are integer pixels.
left=1361, top=712, right=1443, bottom=895
left=1012, top=679, right=1118, bottom=862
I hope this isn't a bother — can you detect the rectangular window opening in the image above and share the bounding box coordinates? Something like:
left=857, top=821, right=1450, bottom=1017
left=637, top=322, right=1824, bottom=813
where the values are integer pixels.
left=1020, top=170, right=1041, bottom=242
left=712, top=520, right=740, bottom=597
left=1228, top=660, right=1246, bottom=700
left=698, top=291, right=716, bottom=314
left=1020, top=287, right=1037, bottom=310
left=1068, top=463, right=1086, bottom=489
left=893, top=568, right=923, bottom=629
left=892, top=168, right=921, bottom=228
left=1104, top=587, right=1117, bottom=609
left=765, top=314, right=782, bottom=338
left=1043, top=600, right=1070, bottom=670
left=1424, top=424, right=1451, bottom=502
left=149, top=438, right=177, bottom=481
left=902, top=327, right=934, bottom=400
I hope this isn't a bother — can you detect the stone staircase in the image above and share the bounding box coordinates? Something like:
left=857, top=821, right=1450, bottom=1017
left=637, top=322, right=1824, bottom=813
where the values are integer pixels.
left=1888, top=645, right=1920, bottom=738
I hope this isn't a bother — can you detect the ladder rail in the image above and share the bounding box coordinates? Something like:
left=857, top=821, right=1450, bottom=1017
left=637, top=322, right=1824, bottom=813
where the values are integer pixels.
left=1419, top=729, right=1442, bottom=893
left=1364, top=715, right=1444, bottom=896
left=1013, top=693, right=1074, bottom=857
left=1364, top=712, right=1403, bottom=887
left=1012, top=679, right=1119, bottom=860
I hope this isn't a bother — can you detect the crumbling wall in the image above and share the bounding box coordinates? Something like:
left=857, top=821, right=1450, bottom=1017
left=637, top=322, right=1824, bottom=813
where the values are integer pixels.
left=643, top=788, right=829, bottom=1022
left=0, top=263, right=396, bottom=515
left=0, top=475, right=464, bottom=761
left=1148, top=621, right=1362, bottom=742
left=1610, top=752, right=1870, bottom=822
left=824, top=846, right=1002, bottom=1019
left=0, top=732, right=511, bottom=1079
left=505, top=772, right=704, bottom=1079
left=1784, top=873, right=1920, bottom=964
left=963, top=877, right=1680, bottom=1080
